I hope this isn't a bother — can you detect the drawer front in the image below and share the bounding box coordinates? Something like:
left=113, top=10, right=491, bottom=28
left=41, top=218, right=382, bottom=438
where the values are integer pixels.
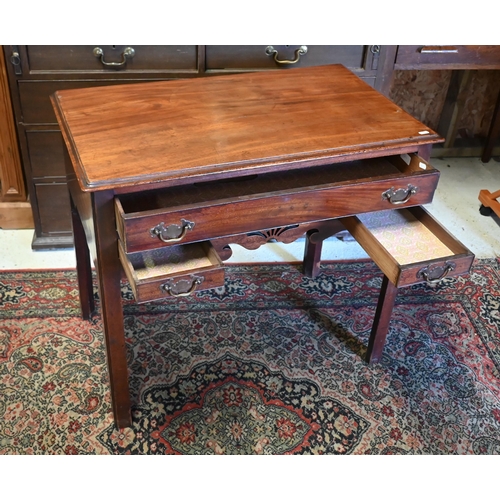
left=119, top=241, right=224, bottom=303
left=116, top=157, right=440, bottom=253
left=205, top=45, right=377, bottom=73
left=395, top=45, right=500, bottom=70
left=26, top=45, right=198, bottom=73
left=341, top=206, right=474, bottom=287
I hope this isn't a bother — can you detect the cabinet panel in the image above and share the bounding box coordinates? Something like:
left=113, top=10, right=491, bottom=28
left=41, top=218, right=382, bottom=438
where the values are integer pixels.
left=35, top=182, right=72, bottom=234
left=26, top=45, right=198, bottom=73
left=26, top=130, right=64, bottom=177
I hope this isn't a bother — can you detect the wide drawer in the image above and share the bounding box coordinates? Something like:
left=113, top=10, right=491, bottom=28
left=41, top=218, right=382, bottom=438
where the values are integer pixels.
left=205, top=45, right=373, bottom=71
left=118, top=241, right=224, bottom=303
left=115, top=154, right=440, bottom=253
left=395, top=45, right=500, bottom=70
left=25, top=45, right=198, bottom=73
left=341, top=206, right=474, bottom=287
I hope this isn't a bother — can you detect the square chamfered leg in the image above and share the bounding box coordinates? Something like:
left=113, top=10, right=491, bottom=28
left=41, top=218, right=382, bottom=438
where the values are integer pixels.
left=91, top=190, right=132, bottom=428
left=366, top=275, right=399, bottom=364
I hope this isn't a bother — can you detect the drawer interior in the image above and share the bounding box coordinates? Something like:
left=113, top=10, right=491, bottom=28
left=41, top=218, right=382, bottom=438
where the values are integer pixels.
left=341, top=206, right=474, bottom=287
left=125, top=243, right=220, bottom=281
left=356, top=209, right=455, bottom=265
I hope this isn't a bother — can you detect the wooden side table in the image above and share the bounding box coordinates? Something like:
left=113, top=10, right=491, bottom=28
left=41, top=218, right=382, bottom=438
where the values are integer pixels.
left=51, top=64, right=470, bottom=428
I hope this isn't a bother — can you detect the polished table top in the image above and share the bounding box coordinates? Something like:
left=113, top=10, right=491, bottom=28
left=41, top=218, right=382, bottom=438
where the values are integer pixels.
left=51, top=64, right=442, bottom=192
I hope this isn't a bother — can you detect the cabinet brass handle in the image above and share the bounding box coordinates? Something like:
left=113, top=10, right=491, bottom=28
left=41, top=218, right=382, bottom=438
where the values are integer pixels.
left=150, top=219, right=195, bottom=243
left=417, top=262, right=456, bottom=284
left=381, top=184, right=418, bottom=205
left=161, top=276, right=204, bottom=297
left=265, top=45, right=308, bottom=65
left=10, top=47, right=22, bottom=75
left=420, top=46, right=458, bottom=54
left=93, top=46, right=135, bottom=67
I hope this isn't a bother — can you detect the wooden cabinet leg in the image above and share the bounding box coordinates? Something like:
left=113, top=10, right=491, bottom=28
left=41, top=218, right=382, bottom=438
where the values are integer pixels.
left=92, top=190, right=131, bottom=428
left=437, top=70, right=473, bottom=149
left=70, top=194, right=95, bottom=320
left=366, top=275, right=399, bottom=364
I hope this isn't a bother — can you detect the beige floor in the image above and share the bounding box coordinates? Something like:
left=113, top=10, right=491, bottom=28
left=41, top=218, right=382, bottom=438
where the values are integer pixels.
left=0, top=157, right=499, bottom=270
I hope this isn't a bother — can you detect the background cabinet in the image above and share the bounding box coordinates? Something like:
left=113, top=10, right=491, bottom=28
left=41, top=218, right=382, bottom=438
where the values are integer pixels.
left=3, top=45, right=499, bottom=249
left=3, top=45, right=395, bottom=249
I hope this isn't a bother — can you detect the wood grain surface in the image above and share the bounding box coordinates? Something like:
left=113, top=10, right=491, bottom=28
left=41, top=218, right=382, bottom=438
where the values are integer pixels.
left=51, top=64, right=442, bottom=192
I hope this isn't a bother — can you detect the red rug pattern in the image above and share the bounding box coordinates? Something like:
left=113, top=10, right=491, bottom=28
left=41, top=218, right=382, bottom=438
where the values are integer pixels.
left=1, top=261, right=500, bottom=454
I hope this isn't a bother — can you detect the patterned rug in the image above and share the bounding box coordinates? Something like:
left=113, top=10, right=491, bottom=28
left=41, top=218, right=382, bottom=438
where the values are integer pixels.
left=1, top=259, right=500, bottom=455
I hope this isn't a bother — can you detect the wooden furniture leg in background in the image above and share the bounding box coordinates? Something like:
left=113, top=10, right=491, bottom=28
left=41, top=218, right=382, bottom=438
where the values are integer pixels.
left=366, top=275, right=399, bottom=364
left=70, top=195, right=94, bottom=320
left=479, top=189, right=500, bottom=218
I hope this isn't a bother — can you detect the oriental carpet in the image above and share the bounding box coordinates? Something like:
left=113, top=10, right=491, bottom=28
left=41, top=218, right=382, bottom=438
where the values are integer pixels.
left=1, top=259, right=500, bottom=454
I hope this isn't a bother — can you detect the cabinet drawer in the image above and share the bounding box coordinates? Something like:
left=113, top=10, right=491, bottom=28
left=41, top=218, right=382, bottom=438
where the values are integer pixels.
left=26, top=45, right=198, bottom=73
left=115, top=154, right=440, bottom=253
left=205, top=45, right=375, bottom=72
left=395, top=45, right=500, bottom=70
left=341, top=206, right=474, bottom=287
left=119, top=241, right=224, bottom=303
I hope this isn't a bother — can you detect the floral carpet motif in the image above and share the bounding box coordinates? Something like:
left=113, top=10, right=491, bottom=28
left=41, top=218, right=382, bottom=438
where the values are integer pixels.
left=1, top=260, right=500, bottom=454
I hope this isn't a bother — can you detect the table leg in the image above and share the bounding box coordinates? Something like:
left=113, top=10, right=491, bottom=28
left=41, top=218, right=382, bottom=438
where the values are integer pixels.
left=70, top=194, right=95, bottom=320
left=303, top=230, right=323, bottom=278
left=366, top=275, right=398, bottom=364
left=303, top=220, right=345, bottom=278
left=92, top=190, right=131, bottom=428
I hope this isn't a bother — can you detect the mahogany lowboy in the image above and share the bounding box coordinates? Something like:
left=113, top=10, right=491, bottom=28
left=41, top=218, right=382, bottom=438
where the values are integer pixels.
left=51, top=64, right=466, bottom=429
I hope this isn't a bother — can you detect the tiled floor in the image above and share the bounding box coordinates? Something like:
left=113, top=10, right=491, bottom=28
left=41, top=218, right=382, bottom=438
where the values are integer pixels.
left=0, top=157, right=499, bottom=270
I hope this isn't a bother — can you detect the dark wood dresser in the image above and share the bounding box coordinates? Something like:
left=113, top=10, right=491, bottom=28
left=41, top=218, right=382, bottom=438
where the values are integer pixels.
left=3, top=45, right=395, bottom=249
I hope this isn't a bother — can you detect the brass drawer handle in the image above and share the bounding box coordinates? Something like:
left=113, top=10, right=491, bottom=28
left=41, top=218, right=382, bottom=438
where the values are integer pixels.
left=150, top=219, right=195, bottom=243
left=420, top=46, right=458, bottom=54
left=161, top=276, right=204, bottom=297
left=382, top=184, right=418, bottom=205
left=93, top=46, right=135, bottom=68
left=265, top=45, right=308, bottom=65
left=417, top=262, right=456, bottom=284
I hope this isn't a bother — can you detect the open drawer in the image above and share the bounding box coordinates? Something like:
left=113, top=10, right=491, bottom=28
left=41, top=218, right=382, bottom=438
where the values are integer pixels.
left=341, top=206, right=474, bottom=287
left=118, top=241, right=225, bottom=303
left=115, top=153, right=440, bottom=253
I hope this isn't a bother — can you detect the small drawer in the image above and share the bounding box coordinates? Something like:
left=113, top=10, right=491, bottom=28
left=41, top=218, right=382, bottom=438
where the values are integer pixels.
left=115, top=154, right=440, bottom=253
left=26, top=45, right=198, bottom=73
left=341, top=206, right=474, bottom=287
left=119, top=241, right=224, bottom=303
left=395, top=45, right=500, bottom=70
